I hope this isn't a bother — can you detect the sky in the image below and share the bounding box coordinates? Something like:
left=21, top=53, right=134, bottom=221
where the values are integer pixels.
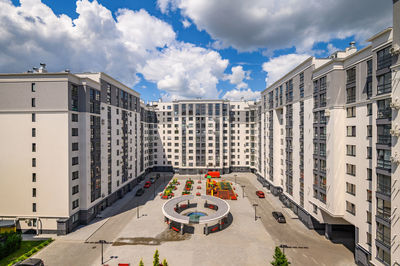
left=0, top=0, right=393, bottom=102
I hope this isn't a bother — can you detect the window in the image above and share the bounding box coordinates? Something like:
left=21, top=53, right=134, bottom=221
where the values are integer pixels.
left=367, top=190, right=372, bottom=202
left=32, top=188, right=36, bottom=197
left=367, top=125, right=372, bottom=137
left=31, top=83, right=36, bottom=92
left=346, top=164, right=356, bottom=176
left=377, top=46, right=392, bottom=70
left=72, top=171, right=79, bottom=180
left=377, top=72, right=392, bottom=95
left=72, top=143, right=79, bottom=151
left=72, top=199, right=79, bottom=210
left=377, top=246, right=390, bottom=265
left=366, top=232, right=371, bottom=246
left=32, top=128, right=36, bottom=137
left=32, top=203, right=36, bottom=212
left=346, top=107, right=356, bottom=118
left=72, top=185, right=79, bottom=195
left=367, top=147, right=372, bottom=159
left=32, top=158, right=36, bottom=167
left=72, top=128, right=78, bottom=136
left=346, top=87, right=356, bottom=103
left=376, top=222, right=391, bottom=246
left=346, top=126, right=356, bottom=137
left=346, top=145, right=356, bottom=156
left=32, top=113, right=36, bottom=122
left=72, top=113, right=78, bottom=122
left=346, top=67, right=356, bottom=84
left=32, top=173, right=36, bottom=182
left=367, top=168, right=372, bottom=180
left=31, top=98, right=36, bottom=107
left=346, top=201, right=355, bottom=215
left=72, top=157, right=79, bottom=165
left=346, top=182, right=356, bottom=195
left=32, top=143, right=36, bottom=152
left=367, top=211, right=371, bottom=224
left=367, top=104, right=372, bottom=116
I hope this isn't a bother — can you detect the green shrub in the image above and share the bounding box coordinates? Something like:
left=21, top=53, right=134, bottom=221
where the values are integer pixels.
left=0, top=232, right=22, bottom=259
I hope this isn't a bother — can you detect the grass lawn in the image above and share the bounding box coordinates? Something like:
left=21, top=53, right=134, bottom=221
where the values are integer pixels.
left=0, top=240, right=46, bottom=266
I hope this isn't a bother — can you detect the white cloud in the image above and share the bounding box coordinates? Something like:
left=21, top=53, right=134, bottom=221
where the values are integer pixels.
left=326, top=43, right=339, bottom=55
left=139, top=43, right=228, bottom=100
left=0, top=0, right=231, bottom=100
left=224, top=65, right=250, bottom=89
left=181, top=18, right=191, bottom=28
left=222, top=88, right=260, bottom=101
left=262, top=53, right=310, bottom=86
left=158, top=0, right=392, bottom=52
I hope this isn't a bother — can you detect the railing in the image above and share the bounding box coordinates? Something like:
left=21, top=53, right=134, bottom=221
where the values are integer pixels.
left=377, top=83, right=392, bottom=95
left=377, top=109, right=392, bottom=120
left=377, top=135, right=392, bottom=145
left=376, top=231, right=391, bottom=247
left=377, top=207, right=391, bottom=222
left=377, top=182, right=391, bottom=196
left=377, top=160, right=391, bottom=171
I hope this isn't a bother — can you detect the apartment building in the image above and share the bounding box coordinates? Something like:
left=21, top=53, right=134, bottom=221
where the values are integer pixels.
left=258, top=2, right=400, bottom=265
left=148, top=100, right=259, bottom=175
left=0, top=70, right=148, bottom=234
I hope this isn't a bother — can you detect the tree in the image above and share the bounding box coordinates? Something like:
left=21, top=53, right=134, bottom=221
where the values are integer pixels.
left=271, top=246, right=289, bottom=266
left=139, top=258, right=144, bottom=266
left=153, top=249, right=159, bottom=266
left=162, top=258, right=168, bottom=266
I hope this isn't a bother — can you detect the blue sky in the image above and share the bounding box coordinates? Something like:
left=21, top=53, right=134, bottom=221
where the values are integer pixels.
left=3, top=0, right=393, bottom=102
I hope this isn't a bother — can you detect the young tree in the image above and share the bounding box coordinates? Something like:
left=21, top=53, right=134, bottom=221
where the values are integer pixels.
left=271, top=246, right=289, bottom=266
left=139, top=258, right=144, bottom=266
left=162, top=258, right=168, bottom=266
left=153, top=249, right=160, bottom=266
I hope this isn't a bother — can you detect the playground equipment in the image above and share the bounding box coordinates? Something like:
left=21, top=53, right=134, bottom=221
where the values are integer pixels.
left=204, top=171, right=220, bottom=178
left=206, top=178, right=237, bottom=200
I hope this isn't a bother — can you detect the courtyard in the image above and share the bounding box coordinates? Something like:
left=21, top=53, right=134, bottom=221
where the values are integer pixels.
left=33, top=173, right=355, bottom=266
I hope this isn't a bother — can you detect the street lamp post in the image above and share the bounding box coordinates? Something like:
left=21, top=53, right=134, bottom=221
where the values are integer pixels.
left=99, top=240, right=106, bottom=265
left=253, top=203, right=258, bottom=221
left=241, top=185, right=245, bottom=198
left=234, top=174, right=237, bottom=184
left=137, top=204, right=140, bottom=219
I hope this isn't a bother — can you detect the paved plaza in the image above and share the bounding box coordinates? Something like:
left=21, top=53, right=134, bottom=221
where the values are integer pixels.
left=32, top=173, right=355, bottom=266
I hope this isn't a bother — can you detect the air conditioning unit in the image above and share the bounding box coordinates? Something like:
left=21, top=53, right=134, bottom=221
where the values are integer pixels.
left=390, top=98, right=400, bottom=110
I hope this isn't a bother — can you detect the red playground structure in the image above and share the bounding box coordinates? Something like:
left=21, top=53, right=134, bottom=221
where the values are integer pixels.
left=205, top=171, right=220, bottom=178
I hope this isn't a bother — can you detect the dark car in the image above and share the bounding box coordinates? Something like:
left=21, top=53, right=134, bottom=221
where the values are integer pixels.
left=15, top=258, right=44, bottom=266
left=272, top=211, right=286, bottom=223
left=256, top=190, right=265, bottom=198
left=135, top=188, right=145, bottom=196
left=149, top=177, right=156, bottom=184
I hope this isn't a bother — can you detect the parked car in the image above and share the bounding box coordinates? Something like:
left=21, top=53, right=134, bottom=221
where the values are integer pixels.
left=256, top=190, right=265, bottom=198
left=144, top=181, right=151, bottom=188
left=15, top=258, right=44, bottom=266
left=135, top=188, right=145, bottom=196
left=272, top=211, right=286, bottom=223
left=149, top=177, right=156, bottom=184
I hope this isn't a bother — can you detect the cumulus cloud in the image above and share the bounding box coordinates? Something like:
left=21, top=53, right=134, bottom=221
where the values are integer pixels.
left=262, top=53, right=310, bottom=86
left=224, top=65, right=250, bottom=89
left=139, top=43, right=228, bottom=100
left=158, top=0, right=392, bottom=52
left=0, top=0, right=231, bottom=100
left=223, top=88, right=260, bottom=101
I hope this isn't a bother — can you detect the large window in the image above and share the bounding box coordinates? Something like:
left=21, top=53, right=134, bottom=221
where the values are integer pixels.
left=347, top=126, right=356, bottom=137
left=346, top=201, right=355, bottom=215
left=346, top=164, right=356, bottom=176
left=377, top=198, right=391, bottom=221
left=377, top=149, right=391, bottom=171
left=346, top=145, right=356, bottom=156
left=377, top=46, right=392, bottom=70
left=377, top=72, right=392, bottom=95
left=377, top=174, right=391, bottom=196
left=346, top=182, right=356, bottom=195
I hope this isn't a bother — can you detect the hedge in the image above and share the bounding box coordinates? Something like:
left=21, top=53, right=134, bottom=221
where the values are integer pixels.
left=0, top=232, right=22, bottom=259
left=7, top=239, right=53, bottom=266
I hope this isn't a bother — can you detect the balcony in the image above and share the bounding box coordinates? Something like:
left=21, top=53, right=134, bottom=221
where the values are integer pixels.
left=377, top=182, right=391, bottom=196
left=377, top=160, right=391, bottom=172
left=377, top=109, right=392, bottom=120
left=377, top=135, right=392, bottom=146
